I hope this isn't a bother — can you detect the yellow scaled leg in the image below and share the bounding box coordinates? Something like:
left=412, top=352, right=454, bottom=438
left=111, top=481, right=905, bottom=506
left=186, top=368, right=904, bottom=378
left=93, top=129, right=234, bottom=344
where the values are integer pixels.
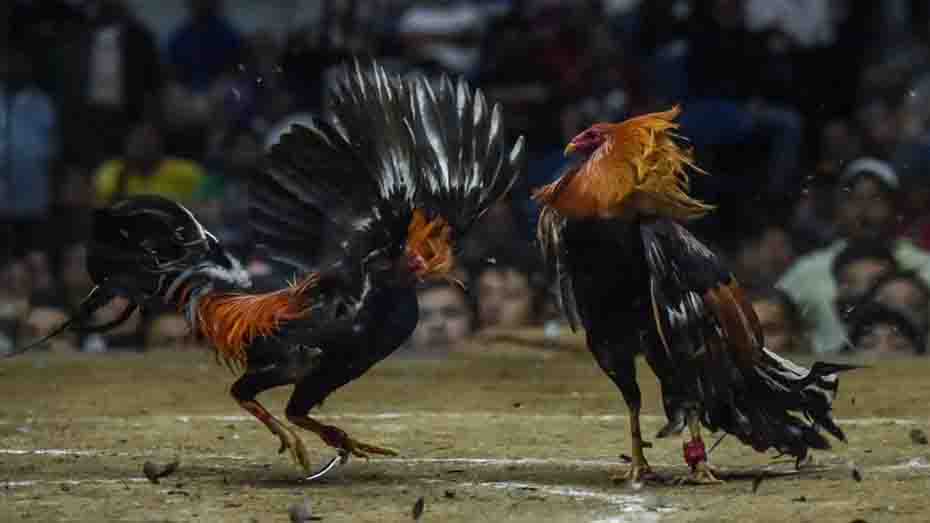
left=238, top=400, right=314, bottom=472
left=287, top=414, right=398, bottom=459
left=612, top=405, right=656, bottom=483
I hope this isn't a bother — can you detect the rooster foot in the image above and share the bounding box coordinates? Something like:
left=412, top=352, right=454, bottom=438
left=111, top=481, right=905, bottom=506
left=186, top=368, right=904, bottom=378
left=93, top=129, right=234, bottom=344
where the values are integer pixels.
left=273, top=425, right=314, bottom=472
left=675, top=462, right=724, bottom=485
left=320, top=425, right=398, bottom=458
left=611, top=460, right=656, bottom=484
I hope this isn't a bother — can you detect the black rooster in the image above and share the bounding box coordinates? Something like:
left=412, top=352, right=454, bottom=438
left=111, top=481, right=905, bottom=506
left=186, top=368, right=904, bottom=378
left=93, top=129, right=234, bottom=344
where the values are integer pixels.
left=11, top=61, right=525, bottom=477
left=533, top=107, right=857, bottom=483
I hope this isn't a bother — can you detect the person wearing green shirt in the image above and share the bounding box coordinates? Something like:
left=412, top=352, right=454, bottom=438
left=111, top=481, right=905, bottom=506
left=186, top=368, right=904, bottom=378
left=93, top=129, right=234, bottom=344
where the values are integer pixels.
left=777, top=157, right=930, bottom=354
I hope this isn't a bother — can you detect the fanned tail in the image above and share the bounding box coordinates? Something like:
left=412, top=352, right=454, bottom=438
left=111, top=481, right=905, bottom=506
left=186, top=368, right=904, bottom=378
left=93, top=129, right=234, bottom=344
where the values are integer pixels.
left=641, top=218, right=860, bottom=459
left=737, top=352, right=861, bottom=453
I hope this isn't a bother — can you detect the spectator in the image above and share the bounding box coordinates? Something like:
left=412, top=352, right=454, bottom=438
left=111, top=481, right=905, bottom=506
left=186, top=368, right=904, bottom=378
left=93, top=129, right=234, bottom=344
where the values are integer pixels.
left=458, top=199, right=531, bottom=270
left=59, top=242, right=93, bottom=310
left=731, top=221, right=796, bottom=288
left=397, top=0, right=487, bottom=76
left=0, top=259, right=33, bottom=355
left=747, top=286, right=808, bottom=354
left=790, top=119, right=864, bottom=251
left=85, top=295, right=146, bottom=352
left=55, top=241, right=147, bottom=352
left=0, top=46, right=58, bottom=259
left=472, top=245, right=544, bottom=331
left=854, top=97, right=900, bottom=159
left=863, top=271, right=930, bottom=347
left=162, top=0, right=244, bottom=157
left=165, top=0, right=243, bottom=94
left=679, top=0, right=804, bottom=201
left=147, top=312, right=196, bottom=350
left=778, top=157, right=930, bottom=353
left=55, top=0, right=162, bottom=167
left=407, top=280, right=474, bottom=355
left=94, top=121, right=207, bottom=205
left=846, top=301, right=924, bottom=357
left=21, top=291, right=73, bottom=353
left=198, top=128, right=261, bottom=252
left=831, top=241, right=898, bottom=327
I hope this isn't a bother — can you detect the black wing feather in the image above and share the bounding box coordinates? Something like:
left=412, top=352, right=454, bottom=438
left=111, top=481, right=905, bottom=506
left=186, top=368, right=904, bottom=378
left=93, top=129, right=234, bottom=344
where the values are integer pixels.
left=536, top=206, right=581, bottom=331
left=409, top=72, right=525, bottom=235
left=251, top=59, right=525, bottom=275
left=640, top=217, right=855, bottom=458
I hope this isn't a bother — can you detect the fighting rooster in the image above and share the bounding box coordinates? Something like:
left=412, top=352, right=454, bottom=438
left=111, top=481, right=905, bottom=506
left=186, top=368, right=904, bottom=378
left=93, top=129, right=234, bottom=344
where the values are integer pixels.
left=12, top=61, right=525, bottom=477
left=533, top=107, right=856, bottom=484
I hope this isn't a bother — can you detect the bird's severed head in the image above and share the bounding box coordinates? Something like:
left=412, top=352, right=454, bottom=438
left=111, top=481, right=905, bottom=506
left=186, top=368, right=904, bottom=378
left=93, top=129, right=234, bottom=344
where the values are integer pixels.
left=404, top=208, right=454, bottom=282
left=564, top=124, right=612, bottom=157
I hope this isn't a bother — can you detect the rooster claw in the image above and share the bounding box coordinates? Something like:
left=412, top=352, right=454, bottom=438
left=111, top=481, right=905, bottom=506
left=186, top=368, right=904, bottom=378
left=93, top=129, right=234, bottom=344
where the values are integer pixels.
left=303, top=450, right=350, bottom=482
left=675, top=462, right=724, bottom=485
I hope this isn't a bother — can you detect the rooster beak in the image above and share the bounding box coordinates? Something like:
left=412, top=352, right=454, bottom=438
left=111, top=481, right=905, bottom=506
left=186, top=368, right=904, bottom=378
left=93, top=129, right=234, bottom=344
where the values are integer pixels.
left=563, top=142, right=576, bottom=157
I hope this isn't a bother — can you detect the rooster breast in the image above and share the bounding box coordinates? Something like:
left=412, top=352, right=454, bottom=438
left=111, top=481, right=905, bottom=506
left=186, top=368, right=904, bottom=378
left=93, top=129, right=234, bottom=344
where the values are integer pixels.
left=562, top=218, right=651, bottom=333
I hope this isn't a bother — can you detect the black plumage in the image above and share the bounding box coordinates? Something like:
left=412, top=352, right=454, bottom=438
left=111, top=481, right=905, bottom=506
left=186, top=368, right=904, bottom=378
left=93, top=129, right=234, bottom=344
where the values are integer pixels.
left=535, top=109, right=857, bottom=483
left=540, top=209, right=856, bottom=481
left=227, top=61, right=523, bottom=473
left=251, top=60, right=524, bottom=275
left=11, top=60, right=525, bottom=478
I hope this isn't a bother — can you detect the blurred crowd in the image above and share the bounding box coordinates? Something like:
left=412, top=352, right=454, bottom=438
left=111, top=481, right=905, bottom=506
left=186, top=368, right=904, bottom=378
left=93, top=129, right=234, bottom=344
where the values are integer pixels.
left=3, top=0, right=930, bottom=361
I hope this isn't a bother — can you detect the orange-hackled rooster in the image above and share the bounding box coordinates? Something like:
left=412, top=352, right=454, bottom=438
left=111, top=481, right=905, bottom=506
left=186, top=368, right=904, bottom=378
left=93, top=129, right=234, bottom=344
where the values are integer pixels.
left=533, top=107, right=858, bottom=484
left=10, top=61, right=525, bottom=480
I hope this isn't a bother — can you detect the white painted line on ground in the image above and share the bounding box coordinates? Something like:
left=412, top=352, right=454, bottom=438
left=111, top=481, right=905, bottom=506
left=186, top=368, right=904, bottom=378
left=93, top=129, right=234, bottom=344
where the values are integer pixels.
left=0, top=448, right=628, bottom=468
left=1, top=478, right=150, bottom=488
left=2, top=447, right=911, bottom=477
left=424, top=478, right=672, bottom=523
left=3, top=446, right=928, bottom=488
left=4, top=447, right=928, bottom=522
left=0, top=448, right=252, bottom=461
left=379, top=456, right=620, bottom=467
left=877, top=457, right=930, bottom=471
left=0, top=412, right=922, bottom=426
left=0, top=474, right=670, bottom=522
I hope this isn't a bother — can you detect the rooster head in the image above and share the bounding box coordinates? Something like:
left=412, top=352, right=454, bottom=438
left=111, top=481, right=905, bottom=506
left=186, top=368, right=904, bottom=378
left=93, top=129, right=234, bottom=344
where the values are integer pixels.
left=564, top=124, right=613, bottom=157
left=404, top=208, right=454, bottom=282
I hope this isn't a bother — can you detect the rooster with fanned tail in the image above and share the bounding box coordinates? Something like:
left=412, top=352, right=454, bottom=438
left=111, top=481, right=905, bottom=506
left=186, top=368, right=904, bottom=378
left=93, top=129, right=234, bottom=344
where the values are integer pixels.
left=10, top=61, right=525, bottom=477
left=533, top=107, right=858, bottom=484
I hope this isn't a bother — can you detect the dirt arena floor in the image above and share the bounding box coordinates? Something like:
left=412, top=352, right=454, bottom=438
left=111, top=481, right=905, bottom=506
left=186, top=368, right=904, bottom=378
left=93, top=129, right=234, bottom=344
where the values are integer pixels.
left=2, top=330, right=929, bottom=522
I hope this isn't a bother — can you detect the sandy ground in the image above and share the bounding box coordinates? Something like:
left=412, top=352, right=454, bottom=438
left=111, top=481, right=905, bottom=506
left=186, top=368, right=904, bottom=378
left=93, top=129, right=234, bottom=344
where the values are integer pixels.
left=1, top=333, right=929, bottom=523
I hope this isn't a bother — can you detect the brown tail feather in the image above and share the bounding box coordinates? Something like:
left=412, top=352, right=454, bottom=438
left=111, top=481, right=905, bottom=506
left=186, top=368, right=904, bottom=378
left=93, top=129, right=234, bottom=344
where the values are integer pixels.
left=703, top=278, right=764, bottom=368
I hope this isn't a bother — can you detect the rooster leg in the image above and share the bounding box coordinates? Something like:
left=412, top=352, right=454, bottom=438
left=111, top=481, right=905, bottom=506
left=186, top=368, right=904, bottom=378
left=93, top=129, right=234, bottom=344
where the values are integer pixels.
left=590, top=342, right=655, bottom=483
left=285, top=379, right=398, bottom=459
left=676, top=412, right=723, bottom=485
left=231, top=374, right=313, bottom=472
left=286, top=415, right=398, bottom=458
left=613, top=402, right=656, bottom=483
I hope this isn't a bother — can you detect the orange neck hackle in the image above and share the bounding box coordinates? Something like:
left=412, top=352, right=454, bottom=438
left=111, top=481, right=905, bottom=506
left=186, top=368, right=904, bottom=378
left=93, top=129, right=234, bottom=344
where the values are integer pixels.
left=532, top=106, right=714, bottom=221
left=405, top=208, right=455, bottom=281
